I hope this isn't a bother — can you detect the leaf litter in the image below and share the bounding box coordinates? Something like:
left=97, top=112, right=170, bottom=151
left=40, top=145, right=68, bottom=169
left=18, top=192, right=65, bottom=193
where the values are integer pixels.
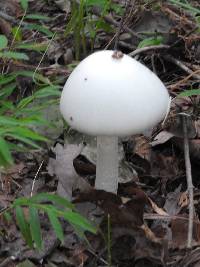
left=0, top=0, right=200, bottom=266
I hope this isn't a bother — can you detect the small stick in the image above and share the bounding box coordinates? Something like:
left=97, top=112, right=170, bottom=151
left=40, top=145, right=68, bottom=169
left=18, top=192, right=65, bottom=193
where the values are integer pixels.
left=129, top=45, right=170, bottom=57
left=168, top=69, right=200, bottom=90
left=163, top=55, right=200, bottom=80
left=30, top=160, right=44, bottom=197
left=182, top=114, right=194, bottom=248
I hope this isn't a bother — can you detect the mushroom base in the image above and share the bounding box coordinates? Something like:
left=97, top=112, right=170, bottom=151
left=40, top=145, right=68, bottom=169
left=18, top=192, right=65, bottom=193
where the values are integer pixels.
left=95, top=136, right=118, bottom=193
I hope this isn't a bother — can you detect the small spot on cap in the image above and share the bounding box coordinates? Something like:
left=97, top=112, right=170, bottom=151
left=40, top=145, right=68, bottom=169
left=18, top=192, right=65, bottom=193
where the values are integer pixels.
left=112, top=50, right=124, bottom=59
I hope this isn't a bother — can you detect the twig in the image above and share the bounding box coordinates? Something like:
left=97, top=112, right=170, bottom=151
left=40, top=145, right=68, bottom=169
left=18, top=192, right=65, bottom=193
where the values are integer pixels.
left=163, top=55, right=200, bottom=80
left=129, top=45, right=170, bottom=57
left=182, top=114, right=194, bottom=248
left=87, top=248, right=109, bottom=265
left=30, top=160, right=44, bottom=197
left=33, top=32, right=57, bottom=84
left=168, top=69, right=200, bottom=90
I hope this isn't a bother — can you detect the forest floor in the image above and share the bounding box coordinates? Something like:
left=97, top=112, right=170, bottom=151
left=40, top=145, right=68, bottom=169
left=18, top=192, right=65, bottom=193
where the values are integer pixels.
left=0, top=0, right=200, bottom=266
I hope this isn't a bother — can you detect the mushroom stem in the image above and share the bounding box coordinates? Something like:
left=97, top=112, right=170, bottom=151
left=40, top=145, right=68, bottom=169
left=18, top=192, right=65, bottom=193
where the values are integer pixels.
left=95, top=136, right=118, bottom=193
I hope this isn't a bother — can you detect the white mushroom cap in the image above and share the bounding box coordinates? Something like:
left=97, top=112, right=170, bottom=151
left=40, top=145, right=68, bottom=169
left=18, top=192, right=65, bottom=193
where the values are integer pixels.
left=60, top=50, right=170, bottom=136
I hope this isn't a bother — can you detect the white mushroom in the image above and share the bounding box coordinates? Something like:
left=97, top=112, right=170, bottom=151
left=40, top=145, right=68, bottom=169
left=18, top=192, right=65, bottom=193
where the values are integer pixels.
left=60, top=50, right=170, bottom=193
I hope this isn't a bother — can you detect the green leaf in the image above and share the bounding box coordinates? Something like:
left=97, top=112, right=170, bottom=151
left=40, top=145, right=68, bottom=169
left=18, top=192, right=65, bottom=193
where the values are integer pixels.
left=137, top=36, right=164, bottom=48
left=12, top=27, right=23, bottom=42
left=17, top=96, right=35, bottom=109
left=178, top=89, right=200, bottom=97
left=47, top=210, right=64, bottom=242
left=25, top=24, right=54, bottom=37
left=20, top=0, right=29, bottom=11
left=169, top=0, right=200, bottom=15
left=25, top=14, right=50, bottom=21
left=0, top=35, right=8, bottom=50
left=6, top=133, right=41, bottom=149
left=0, top=102, right=15, bottom=115
left=11, top=127, right=48, bottom=142
left=34, top=86, right=61, bottom=98
left=0, top=136, right=13, bottom=166
left=85, top=0, right=107, bottom=9
left=15, top=206, right=33, bottom=248
left=63, top=210, right=96, bottom=234
left=31, top=193, right=74, bottom=209
left=3, top=211, right=12, bottom=223
left=15, top=42, right=47, bottom=52
left=13, top=197, right=31, bottom=207
left=0, top=116, right=27, bottom=126
left=0, top=74, right=16, bottom=85
left=15, top=116, right=49, bottom=126
left=0, top=51, right=29, bottom=60
left=65, top=8, right=79, bottom=36
left=29, top=206, right=42, bottom=249
left=14, top=70, right=50, bottom=84
left=0, top=83, right=16, bottom=98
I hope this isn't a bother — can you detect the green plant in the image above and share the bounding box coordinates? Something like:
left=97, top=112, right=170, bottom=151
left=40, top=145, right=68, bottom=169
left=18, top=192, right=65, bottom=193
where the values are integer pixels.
left=65, top=0, right=122, bottom=60
left=137, top=35, right=164, bottom=48
left=169, top=0, right=200, bottom=15
left=0, top=69, right=61, bottom=167
left=2, top=193, right=96, bottom=249
left=0, top=0, right=96, bottom=254
left=168, top=0, right=200, bottom=27
left=178, top=88, right=200, bottom=97
left=0, top=1, right=59, bottom=167
left=0, top=35, right=29, bottom=60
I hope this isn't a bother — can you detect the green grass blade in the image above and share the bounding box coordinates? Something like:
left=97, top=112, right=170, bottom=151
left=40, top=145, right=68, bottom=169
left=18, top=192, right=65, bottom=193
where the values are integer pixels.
left=47, top=210, right=64, bottom=243
left=15, top=206, right=33, bottom=248
left=6, top=133, right=41, bottom=149
left=0, top=136, right=13, bottom=166
left=31, top=193, right=74, bottom=209
left=178, top=89, right=200, bottom=97
left=29, top=206, right=43, bottom=249
left=63, top=210, right=97, bottom=234
left=0, top=51, right=29, bottom=60
left=0, top=35, right=8, bottom=50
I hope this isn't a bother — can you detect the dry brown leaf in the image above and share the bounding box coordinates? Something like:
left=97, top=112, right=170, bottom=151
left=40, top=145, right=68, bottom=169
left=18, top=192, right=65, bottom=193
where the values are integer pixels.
left=148, top=197, right=169, bottom=216
left=178, top=191, right=189, bottom=208
left=134, top=135, right=151, bottom=161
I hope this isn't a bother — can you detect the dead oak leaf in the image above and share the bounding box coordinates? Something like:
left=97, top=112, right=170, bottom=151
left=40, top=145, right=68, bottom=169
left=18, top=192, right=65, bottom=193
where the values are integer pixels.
left=47, top=143, right=91, bottom=200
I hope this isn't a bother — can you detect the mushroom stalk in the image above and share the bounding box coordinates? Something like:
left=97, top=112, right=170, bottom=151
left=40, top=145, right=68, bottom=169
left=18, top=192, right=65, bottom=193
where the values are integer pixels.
left=95, top=136, right=118, bottom=193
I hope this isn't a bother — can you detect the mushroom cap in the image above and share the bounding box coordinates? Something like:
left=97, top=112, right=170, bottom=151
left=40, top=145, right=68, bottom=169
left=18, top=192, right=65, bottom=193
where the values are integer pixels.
left=60, top=50, right=170, bottom=136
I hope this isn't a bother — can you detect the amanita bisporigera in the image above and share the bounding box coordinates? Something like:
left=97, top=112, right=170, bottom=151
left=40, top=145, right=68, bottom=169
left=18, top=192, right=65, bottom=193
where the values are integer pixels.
left=60, top=50, right=170, bottom=193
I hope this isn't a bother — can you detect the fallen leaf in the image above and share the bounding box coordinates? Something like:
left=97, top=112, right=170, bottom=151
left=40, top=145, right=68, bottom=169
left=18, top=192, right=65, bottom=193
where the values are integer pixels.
left=47, top=143, right=91, bottom=200
left=178, top=191, right=189, bottom=208
left=164, top=185, right=182, bottom=215
left=151, top=131, right=174, bottom=146
left=148, top=197, right=169, bottom=216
